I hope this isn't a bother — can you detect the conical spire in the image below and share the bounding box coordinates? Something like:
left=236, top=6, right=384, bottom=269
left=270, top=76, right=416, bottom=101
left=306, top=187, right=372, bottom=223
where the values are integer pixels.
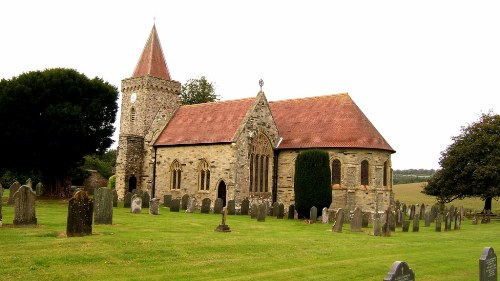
left=132, top=25, right=171, bottom=80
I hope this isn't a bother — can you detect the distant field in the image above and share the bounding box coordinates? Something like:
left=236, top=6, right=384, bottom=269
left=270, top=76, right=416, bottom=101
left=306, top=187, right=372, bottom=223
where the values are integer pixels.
left=393, top=182, right=497, bottom=212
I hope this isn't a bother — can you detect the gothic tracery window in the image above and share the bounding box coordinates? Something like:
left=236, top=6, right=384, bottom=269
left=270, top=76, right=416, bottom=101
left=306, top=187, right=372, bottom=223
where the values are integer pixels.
left=249, top=133, right=272, bottom=193
left=171, top=160, right=181, bottom=190
left=198, top=160, right=210, bottom=191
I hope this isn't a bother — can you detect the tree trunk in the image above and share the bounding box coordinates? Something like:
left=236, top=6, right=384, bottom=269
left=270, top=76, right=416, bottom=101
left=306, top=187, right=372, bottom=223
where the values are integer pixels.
left=483, top=197, right=492, bottom=212
left=43, top=174, right=71, bottom=198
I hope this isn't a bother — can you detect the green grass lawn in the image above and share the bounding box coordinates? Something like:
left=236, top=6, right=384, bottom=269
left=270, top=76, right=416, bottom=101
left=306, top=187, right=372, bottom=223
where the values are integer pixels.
left=1, top=189, right=499, bottom=281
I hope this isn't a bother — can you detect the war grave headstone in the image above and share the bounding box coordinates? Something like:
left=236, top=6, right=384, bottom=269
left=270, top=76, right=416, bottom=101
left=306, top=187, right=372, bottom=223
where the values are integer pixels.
left=201, top=198, right=211, bottom=214
left=310, top=206, right=317, bottom=223
left=113, top=189, right=118, bottom=207
left=7, top=181, right=21, bottom=205
left=277, top=203, right=284, bottom=219
left=170, top=199, right=180, bottom=212
left=332, top=208, right=344, bottom=233
left=141, top=192, right=150, bottom=208
left=350, top=207, right=362, bottom=232
left=186, top=198, right=197, bottom=213
left=257, top=204, right=266, bottom=222
left=480, top=247, right=497, bottom=281
left=288, top=205, right=295, bottom=220
left=214, top=198, right=223, bottom=214
left=251, top=203, right=258, bottom=219
left=67, top=190, right=93, bottom=237
left=94, top=187, right=113, bottom=225
left=435, top=213, right=442, bottom=232
left=240, top=198, right=249, bottom=215
left=383, top=261, right=415, bottom=281
left=163, top=194, right=172, bottom=207
left=13, top=185, right=37, bottom=225
left=272, top=202, right=279, bottom=217
left=215, top=207, right=231, bottom=232
left=412, top=212, right=419, bottom=232
left=227, top=200, right=235, bottom=215
left=131, top=195, right=142, bottom=214
left=124, top=192, right=132, bottom=208
left=181, top=194, right=189, bottom=210
left=322, top=207, right=329, bottom=224
left=150, top=198, right=160, bottom=215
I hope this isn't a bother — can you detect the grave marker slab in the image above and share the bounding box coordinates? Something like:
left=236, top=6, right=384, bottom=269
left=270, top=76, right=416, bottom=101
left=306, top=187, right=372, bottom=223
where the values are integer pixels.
left=227, top=200, right=235, bottom=215
left=13, top=185, right=37, bottom=225
left=251, top=203, right=258, bottom=219
left=214, top=198, right=223, bottom=214
left=141, top=192, right=150, bottom=208
left=163, top=195, right=172, bottom=207
left=181, top=194, right=189, bottom=210
left=150, top=198, right=160, bottom=215
left=215, top=207, right=231, bottom=232
left=412, top=213, right=419, bottom=232
left=67, top=190, right=93, bottom=237
left=257, top=204, right=266, bottom=222
left=402, top=220, right=410, bottom=232
left=322, top=207, right=329, bottom=224
left=170, top=199, right=180, bottom=212
left=383, top=261, right=415, bottom=281
left=310, top=206, right=317, bottom=223
left=201, top=198, right=211, bottom=214
left=94, top=187, right=113, bottom=225
left=480, top=247, right=497, bottom=281
left=445, top=212, right=452, bottom=231
left=124, top=192, right=132, bottom=208
left=350, top=207, right=362, bottom=232
left=131, top=195, right=142, bottom=214
left=332, top=208, right=344, bottom=232
left=186, top=198, right=196, bottom=213
left=435, top=213, right=442, bottom=232
left=35, top=182, right=44, bottom=196
left=272, top=202, right=279, bottom=217
left=240, top=199, right=249, bottom=215
left=277, top=203, right=284, bottom=219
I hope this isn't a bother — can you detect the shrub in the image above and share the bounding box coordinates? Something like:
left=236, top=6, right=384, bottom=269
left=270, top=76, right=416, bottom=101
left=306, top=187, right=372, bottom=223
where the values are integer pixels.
left=107, top=175, right=116, bottom=189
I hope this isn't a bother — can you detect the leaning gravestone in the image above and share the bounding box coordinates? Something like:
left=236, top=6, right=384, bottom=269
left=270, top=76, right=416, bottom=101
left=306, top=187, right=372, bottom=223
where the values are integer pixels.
left=480, top=247, right=497, bottom=281
left=181, top=194, right=189, bottom=210
left=277, top=203, right=285, bottom=219
left=186, top=198, right=196, bottom=213
left=94, top=187, right=113, bottom=225
left=201, top=198, right=211, bottom=214
left=227, top=200, right=235, bottom=215
left=288, top=205, right=295, bottom=220
left=257, top=204, right=266, bottom=222
left=113, top=189, right=118, bottom=207
left=13, top=185, right=37, bottom=225
left=163, top=195, right=172, bottom=207
left=310, top=206, right=318, bottom=223
left=67, top=190, right=93, bottom=237
left=141, top=192, right=150, bottom=208
left=124, top=192, right=132, bottom=208
left=322, top=207, right=329, bottom=224
left=214, top=198, right=223, bottom=214
left=130, top=195, right=142, bottom=214
left=149, top=198, right=160, bottom=215
left=240, top=198, right=249, bottom=215
left=332, top=208, right=344, bottom=233
left=8, top=181, right=21, bottom=205
left=383, top=261, right=415, bottom=281
left=170, top=199, right=180, bottom=212
left=350, top=207, right=363, bottom=232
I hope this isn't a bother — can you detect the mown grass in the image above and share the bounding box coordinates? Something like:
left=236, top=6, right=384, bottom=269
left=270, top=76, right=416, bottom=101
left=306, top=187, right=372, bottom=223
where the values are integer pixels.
left=1, top=188, right=499, bottom=281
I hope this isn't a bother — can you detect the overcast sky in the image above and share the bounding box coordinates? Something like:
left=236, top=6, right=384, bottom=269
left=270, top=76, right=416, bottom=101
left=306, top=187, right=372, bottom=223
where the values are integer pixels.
left=1, top=0, right=499, bottom=170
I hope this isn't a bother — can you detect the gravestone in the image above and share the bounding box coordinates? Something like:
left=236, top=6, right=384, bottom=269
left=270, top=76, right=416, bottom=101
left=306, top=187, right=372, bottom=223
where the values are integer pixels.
left=383, top=261, right=415, bottom=281
left=445, top=212, right=452, bottom=231
left=373, top=214, right=382, bottom=236
left=272, top=202, right=279, bottom=217
left=454, top=211, right=461, bottom=230
left=141, top=192, right=150, bottom=208
left=251, top=203, right=258, bottom=219
left=67, top=190, right=93, bottom=237
left=240, top=198, right=249, bottom=215
left=35, top=182, right=44, bottom=196
left=124, top=192, right=132, bottom=208
left=94, top=187, right=113, bottom=225
left=332, top=208, right=344, bottom=233
left=214, top=198, right=223, bottom=214
left=412, top=213, right=419, bottom=232
left=113, top=189, right=118, bottom=207
left=322, top=207, right=329, bottom=224
left=215, top=207, right=231, bottom=232
left=310, top=206, right=317, bottom=223
left=181, top=194, right=189, bottom=210
left=362, top=212, right=370, bottom=228
left=350, top=207, right=363, bottom=232
left=13, top=185, right=37, bottom=225
left=131, top=195, right=142, bottom=214
left=402, top=220, right=410, bottom=232
left=257, top=204, right=266, bottom=222
left=409, top=204, right=415, bottom=219
left=227, top=200, right=235, bottom=215
left=149, top=198, right=160, bottom=215
left=430, top=204, right=438, bottom=222
left=435, top=213, right=442, bottom=232
left=425, top=211, right=432, bottom=227
left=277, top=203, right=284, bottom=219
left=288, top=205, right=295, bottom=220
left=163, top=195, right=172, bottom=207
left=480, top=247, right=497, bottom=281
left=395, top=209, right=402, bottom=227
left=170, top=199, right=180, bottom=212
left=389, top=209, right=396, bottom=232
left=401, top=203, right=407, bottom=217
left=419, top=203, right=426, bottom=219
left=201, top=198, right=211, bottom=214
left=472, top=213, right=478, bottom=225
left=186, top=198, right=197, bottom=213
left=7, top=181, right=21, bottom=205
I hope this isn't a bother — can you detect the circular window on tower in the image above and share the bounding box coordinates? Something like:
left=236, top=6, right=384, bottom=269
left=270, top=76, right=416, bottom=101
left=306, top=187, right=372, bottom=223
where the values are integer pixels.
left=130, top=92, right=137, bottom=103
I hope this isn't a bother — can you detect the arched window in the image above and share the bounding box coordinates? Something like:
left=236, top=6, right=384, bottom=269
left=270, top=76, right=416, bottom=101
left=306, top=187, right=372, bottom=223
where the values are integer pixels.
left=171, top=160, right=181, bottom=190
left=130, top=107, right=136, bottom=123
left=249, top=133, right=272, bottom=193
left=361, top=160, right=369, bottom=185
left=332, top=159, right=341, bottom=185
left=198, top=160, right=210, bottom=191
left=383, top=161, right=389, bottom=186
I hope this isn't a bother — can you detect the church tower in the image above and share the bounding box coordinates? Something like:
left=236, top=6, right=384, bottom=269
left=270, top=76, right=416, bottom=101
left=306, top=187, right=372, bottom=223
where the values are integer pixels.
left=115, top=25, right=181, bottom=199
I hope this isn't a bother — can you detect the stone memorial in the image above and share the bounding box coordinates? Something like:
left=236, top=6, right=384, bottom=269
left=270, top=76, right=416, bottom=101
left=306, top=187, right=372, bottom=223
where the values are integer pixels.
left=186, top=198, right=196, bottom=213
left=395, top=209, right=402, bottom=227
left=409, top=204, right=415, bottom=219
left=420, top=203, right=426, bottom=219
left=214, top=198, right=223, bottom=214
left=472, top=213, right=478, bottom=225
left=401, top=203, right=407, bottom=217
left=201, top=198, right=211, bottom=214
left=425, top=211, right=432, bottom=227
left=383, top=261, right=415, bottom=281
left=480, top=247, right=497, bottom=281
left=227, top=200, right=235, bottom=215
left=124, top=192, right=132, bottom=208
left=395, top=200, right=401, bottom=211
left=373, top=213, right=382, bottom=236
left=251, top=203, right=258, bottom=219
left=170, top=199, right=180, bottom=212
left=402, top=220, right=410, bottom=232
left=35, top=182, right=44, bottom=196
left=181, top=194, right=189, bottom=210
left=350, top=207, right=363, bottom=232
left=7, top=181, right=21, bottom=205
left=430, top=204, right=438, bottom=222
left=240, top=198, right=249, bottom=215
left=322, top=207, right=329, bottom=224
left=94, top=187, right=113, bottom=225
left=412, top=213, right=419, bottom=232
left=113, top=189, right=118, bottom=207
left=454, top=211, right=461, bottom=230
left=277, top=203, right=284, bottom=219
left=435, top=213, right=442, bottom=232
left=67, top=190, right=93, bottom=237
left=13, top=185, right=37, bottom=225
left=141, top=192, right=150, bottom=208
left=481, top=211, right=491, bottom=224
left=310, top=206, right=317, bottom=223
left=163, top=194, right=172, bottom=207
left=215, top=207, right=231, bottom=232
left=332, top=208, right=344, bottom=233
left=272, top=202, right=279, bottom=217
left=445, top=212, right=452, bottom=231
left=131, top=195, right=142, bottom=214
left=288, top=205, right=295, bottom=220
left=257, top=204, right=266, bottom=222
left=149, top=198, right=160, bottom=215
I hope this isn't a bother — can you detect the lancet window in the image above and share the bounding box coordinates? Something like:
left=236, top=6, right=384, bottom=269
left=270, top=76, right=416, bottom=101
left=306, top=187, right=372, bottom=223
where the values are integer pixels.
left=198, top=160, right=210, bottom=191
left=171, top=160, right=182, bottom=190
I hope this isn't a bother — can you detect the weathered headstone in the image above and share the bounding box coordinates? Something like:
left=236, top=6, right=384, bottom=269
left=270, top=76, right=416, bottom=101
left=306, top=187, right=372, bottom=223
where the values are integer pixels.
left=257, top=204, right=266, bottom=222
left=412, top=213, right=419, bottom=232
left=181, top=194, right=189, bottom=210
left=454, top=211, right=461, bottom=230
left=240, top=198, right=249, bottom=215
left=409, top=204, right=415, bottom=219
left=272, top=202, right=279, bottom=217
left=131, top=194, right=142, bottom=214
left=13, top=185, right=37, bottom=225
left=445, top=212, right=452, bottom=231
left=35, top=182, right=44, bottom=196
left=401, top=203, right=407, bottom=217
left=383, top=261, right=415, bottom=281
left=395, top=209, right=402, bottom=227
left=201, top=198, right=211, bottom=214
left=419, top=203, right=426, bottom=219
left=373, top=213, right=382, bottom=236
left=141, top=192, right=150, bottom=208
left=288, top=205, right=295, bottom=220
left=186, top=198, right=197, bottom=213
left=170, top=199, right=180, bottom=212
left=163, top=194, right=172, bottom=207
left=350, top=207, right=363, bottom=232
left=472, top=213, right=478, bottom=225
left=214, top=198, right=223, bottom=214
left=277, top=203, right=284, bottom=219
left=332, top=208, right=344, bottom=232
left=425, top=211, right=432, bottom=227
left=113, top=189, right=118, bottom=207
left=149, top=198, right=160, bottom=215
left=7, top=181, right=21, bottom=205
left=94, top=187, right=113, bottom=225
left=67, top=190, right=93, bottom=237
left=480, top=247, right=497, bottom=281
left=322, top=207, right=329, bottom=224
left=402, top=220, right=410, bottom=232
left=430, top=204, right=438, bottom=222
left=310, top=206, right=317, bottom=223
left=215, top=207, right=231, bottom=232
left=124, top=192, right=132, bottom=208
left=435, top=213, right=442, bottom=232
left=251, top=203, right=258, bottom=219
left=227, top=200, right=235, bottom=215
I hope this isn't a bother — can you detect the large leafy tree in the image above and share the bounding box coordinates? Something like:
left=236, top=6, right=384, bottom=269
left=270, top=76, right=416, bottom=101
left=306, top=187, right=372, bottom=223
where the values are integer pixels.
left=180, top=76, right=219, bottom=105
left=423, top=112, right=500, bottom=211
left=0, top=68, right=118, bottom=197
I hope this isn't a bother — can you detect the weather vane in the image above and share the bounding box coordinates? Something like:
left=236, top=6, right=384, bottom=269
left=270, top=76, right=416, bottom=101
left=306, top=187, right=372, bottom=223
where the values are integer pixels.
left=259, top=79, right=264, bottom=92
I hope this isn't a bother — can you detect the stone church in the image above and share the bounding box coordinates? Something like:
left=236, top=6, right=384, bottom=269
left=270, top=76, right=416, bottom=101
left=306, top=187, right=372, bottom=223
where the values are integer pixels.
left=115, top=25, right=396, bottom=213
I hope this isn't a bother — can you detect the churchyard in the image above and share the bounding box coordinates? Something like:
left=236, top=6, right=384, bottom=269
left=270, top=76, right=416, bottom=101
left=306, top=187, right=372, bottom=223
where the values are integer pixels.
left=0, top=187, right=498, bottom=281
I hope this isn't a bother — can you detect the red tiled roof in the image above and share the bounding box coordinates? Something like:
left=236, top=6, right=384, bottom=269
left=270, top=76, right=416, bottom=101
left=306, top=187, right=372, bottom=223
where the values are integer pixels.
left=154, top=98, right=255, bottom=146
left=132, top=25, right=171, bottom=80
left=269, top=93, right=395, bottom=152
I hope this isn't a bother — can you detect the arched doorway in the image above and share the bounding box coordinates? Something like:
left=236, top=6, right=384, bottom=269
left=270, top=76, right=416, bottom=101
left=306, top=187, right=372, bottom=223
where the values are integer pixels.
left=128, top=176, right=137, bottom=193
left=217, top=180, right=227, bottom=207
